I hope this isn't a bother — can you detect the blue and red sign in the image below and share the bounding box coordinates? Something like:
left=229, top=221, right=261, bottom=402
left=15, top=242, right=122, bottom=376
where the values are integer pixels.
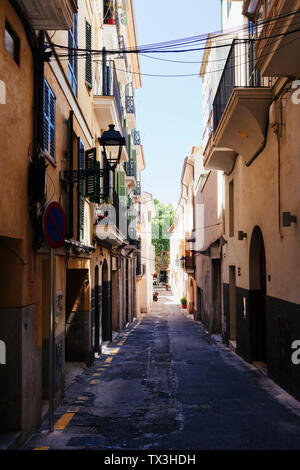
left=43, top=202, right=67, bottom=249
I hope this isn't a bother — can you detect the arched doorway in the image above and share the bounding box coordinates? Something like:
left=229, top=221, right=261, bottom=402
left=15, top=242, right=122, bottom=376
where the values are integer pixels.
left=249, top=226, right=267, bottom=364
left=102, top=259, right=111, bottom=342
left=94, top=265, right=101, bottom=354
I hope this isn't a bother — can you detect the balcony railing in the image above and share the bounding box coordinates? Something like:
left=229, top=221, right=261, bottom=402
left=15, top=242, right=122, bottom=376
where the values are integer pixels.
left=213, top=39, right=269, bottom=133
left=104, top=0, right=116, bottom=25
left=133, top=130, right=141, bottom=146
left=118, top=35, right=128, bottom=69
left=94, top=60, right=123, bottom=127
left=134, top=181, right=141, bottom=197
left=181, top=255, right=195, bottom=272
left=125, top=159, right=137, bottom=179
left=126, top=95, right=135, bottom=115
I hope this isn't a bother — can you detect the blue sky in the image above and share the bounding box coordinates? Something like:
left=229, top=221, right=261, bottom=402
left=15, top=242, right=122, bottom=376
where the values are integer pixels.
left=133, top=0, right=221, bottom=208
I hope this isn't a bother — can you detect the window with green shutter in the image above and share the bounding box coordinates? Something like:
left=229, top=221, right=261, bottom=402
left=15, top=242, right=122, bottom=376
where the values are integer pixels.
left=85, top=147, right=96, bottom=197
left=85, top=20, right=92, bottom=89
left=44, top=79, right=56, bottom=161
left=78, top=138, right=85, bottom=242
left=67, top=111, right=74, bottom=239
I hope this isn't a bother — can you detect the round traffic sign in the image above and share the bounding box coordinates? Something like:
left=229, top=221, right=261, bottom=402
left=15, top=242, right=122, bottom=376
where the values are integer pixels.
left=43, top=202, right=67, bottom=249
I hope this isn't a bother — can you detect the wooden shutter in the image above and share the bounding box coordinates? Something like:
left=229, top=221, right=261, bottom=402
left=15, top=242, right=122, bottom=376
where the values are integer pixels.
left=44, top=80, right=55, bottom=160
left=85, top=147, right=96, bottom=197
left=90, top=161, right=100, bottom=203
left=44, top=80, right=50, bottom=153
left=85, top=20, right=92, bottom=89
left=103, top=155, right=110, bottom=198
left=67, top=111, right=74, bottom=239
left=49, top=90, right=55, bottom=160
left=78, top=138, right=85, bottom=242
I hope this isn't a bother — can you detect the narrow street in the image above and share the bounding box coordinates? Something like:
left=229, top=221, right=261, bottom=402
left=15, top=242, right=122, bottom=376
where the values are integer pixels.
left=24, top=290, right=300, bottom=451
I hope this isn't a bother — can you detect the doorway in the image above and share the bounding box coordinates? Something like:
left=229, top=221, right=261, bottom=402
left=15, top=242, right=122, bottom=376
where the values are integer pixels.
left=249, top=226, right=267, bottom=364
left=102, top=259, right=111, bottom=342
left=229, top=266, right=236, bottom=344
left=197, top=287, right=202, bottom=321
left=66, top=268, right=90, bottom=364
left=94, top=265, right=101, bottom=354
left=212, top=259, right=222, bottom=333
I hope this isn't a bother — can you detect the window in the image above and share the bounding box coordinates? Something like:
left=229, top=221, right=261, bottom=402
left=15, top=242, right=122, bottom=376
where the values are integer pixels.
left=85, top=20, right=93, bottom=89
left=44, top=80, right=56, bottom=160
left=68, top=14, right=78, bottom=95
left=229, top=180, right=234, bottom=237
left=5, top=21, right=20, bottom=65
left=78, top=138, right=85, bottom=242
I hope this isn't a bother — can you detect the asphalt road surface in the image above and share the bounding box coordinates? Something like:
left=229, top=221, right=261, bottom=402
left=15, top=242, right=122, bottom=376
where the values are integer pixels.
left=23, top=290, right=300, bottom=450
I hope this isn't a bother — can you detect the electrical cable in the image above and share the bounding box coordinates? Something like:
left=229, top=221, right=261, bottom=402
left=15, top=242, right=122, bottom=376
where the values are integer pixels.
left=54, top=14, right=300, bottom=61
left=50, top=9, right=300, bottom=56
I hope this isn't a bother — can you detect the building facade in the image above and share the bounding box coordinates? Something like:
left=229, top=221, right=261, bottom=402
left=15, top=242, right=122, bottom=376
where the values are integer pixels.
left=201, top=0, right=300, bottom=399
left=0, top=0, right=148, bottom=446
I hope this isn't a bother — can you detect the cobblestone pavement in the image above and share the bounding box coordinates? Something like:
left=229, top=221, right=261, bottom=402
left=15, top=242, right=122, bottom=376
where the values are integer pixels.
left=23, top=291, right=300, bottom=450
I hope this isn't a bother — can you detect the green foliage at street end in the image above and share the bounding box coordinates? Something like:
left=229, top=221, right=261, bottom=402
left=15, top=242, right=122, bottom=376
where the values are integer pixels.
left=152, top=198, right=174, bottom=275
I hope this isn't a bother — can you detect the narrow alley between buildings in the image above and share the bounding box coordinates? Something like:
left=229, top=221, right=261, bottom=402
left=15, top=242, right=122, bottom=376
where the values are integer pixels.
left=23, top=289, right=300, bottom=451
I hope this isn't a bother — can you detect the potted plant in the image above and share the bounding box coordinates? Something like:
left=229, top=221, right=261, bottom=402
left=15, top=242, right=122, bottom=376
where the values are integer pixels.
left=180, top=297, right=187, bottom=309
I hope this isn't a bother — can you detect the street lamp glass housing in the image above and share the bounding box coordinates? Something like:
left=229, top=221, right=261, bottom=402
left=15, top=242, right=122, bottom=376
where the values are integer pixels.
left=98, top=124, right=126, bottom=171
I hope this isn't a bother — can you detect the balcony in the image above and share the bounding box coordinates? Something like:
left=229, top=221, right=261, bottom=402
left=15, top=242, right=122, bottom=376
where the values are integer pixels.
left=103, top=0, right=116, bottom=25
left=125, top=95, right=136, bottom=129
left=182, top=254, right=195, bottom=274
left=94, top=61, right=128, bottom=163
left=125, top=159, right=137, bottom=189
left=243, top=1, right=300, bottom=76
left=133, top=130, right=141, bottom=146
left=114, top=35, right=128, bottom=83
left=134, top=181, right=141, bottom=198
left=93, top=189, right=126, bottom=247
left=15, top=0, right=77, bottom=30
left=204, top=39, right=273, bottom=172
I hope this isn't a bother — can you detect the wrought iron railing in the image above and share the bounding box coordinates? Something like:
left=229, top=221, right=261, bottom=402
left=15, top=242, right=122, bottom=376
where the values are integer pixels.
left=184, top=255, right=195, bottom=271
left=118, top=34, right=128, bottom=69
left=126, top=95, right=135, bottom=114
left=213, top=39, right=264, bottom=133
left=103, top=0, right=116, bottom=25
left=94, top=60, right=123, bottom=127
left=133, top=129, right=141, bottom=146
left=134, top=181, right=141, bottom=196
left=125, top=159, right=137, bottom=179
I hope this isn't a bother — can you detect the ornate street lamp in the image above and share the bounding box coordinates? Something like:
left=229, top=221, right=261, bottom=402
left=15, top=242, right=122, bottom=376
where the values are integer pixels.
left=98, top=124, right=126, bottom=171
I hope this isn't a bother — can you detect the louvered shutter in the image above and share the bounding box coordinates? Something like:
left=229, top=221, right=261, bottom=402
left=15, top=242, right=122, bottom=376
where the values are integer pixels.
left=44, top=80, right=55, bottom=160
left=90, top=161, right=100, bottom=203
left=85, top=147, right=96, bottom=197
left=67, top=111, right=74, bottom=239
left=103, top=155, right=110, bottom=198
left=49, top=91, right=55, bottom=160
left=78, top=138, right=85, bottom=242
left=44, top=80, right=49, bottom=153
left=85, top=20, right=92, bottom=89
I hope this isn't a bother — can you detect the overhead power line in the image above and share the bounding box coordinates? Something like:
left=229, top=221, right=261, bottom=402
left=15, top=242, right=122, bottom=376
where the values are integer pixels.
left=50, top=8, right=300, bottom=56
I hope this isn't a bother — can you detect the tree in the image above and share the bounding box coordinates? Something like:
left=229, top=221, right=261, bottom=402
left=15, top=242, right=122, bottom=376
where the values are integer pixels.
left=152, top=199, right=174, bottom=280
